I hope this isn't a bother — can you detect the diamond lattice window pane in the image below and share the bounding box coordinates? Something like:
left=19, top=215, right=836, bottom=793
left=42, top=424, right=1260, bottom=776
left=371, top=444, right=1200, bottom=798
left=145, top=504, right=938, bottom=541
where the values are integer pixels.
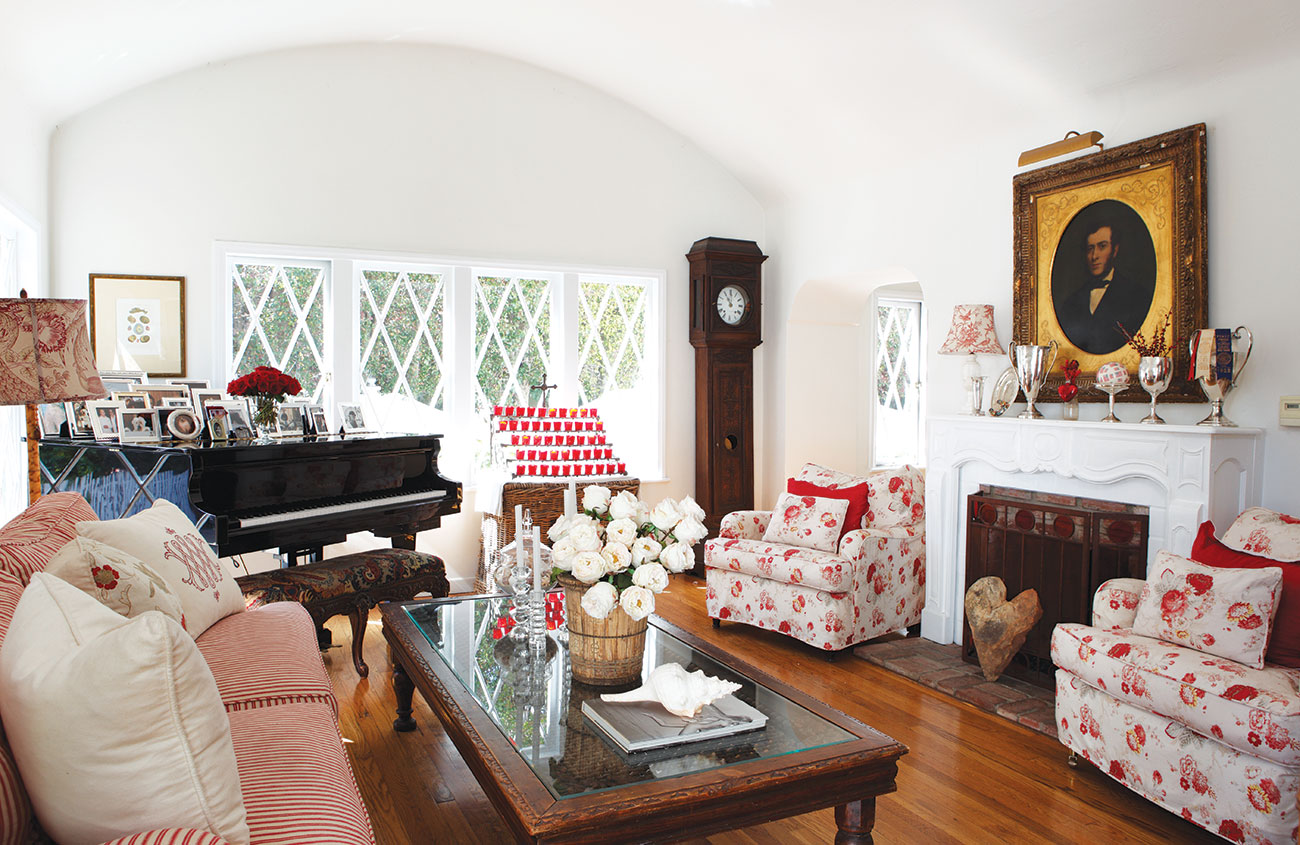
left=577, top=277, right=649, bottom=405
left=359, top=269, right=446, bottom=430
left=472, top=275, right=552, bottom=414
left=229, top=260, right=329, bottom=403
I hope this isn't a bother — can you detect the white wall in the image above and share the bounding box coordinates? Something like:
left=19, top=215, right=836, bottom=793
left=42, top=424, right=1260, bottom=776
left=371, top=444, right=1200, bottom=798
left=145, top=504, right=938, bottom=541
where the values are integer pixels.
left=764, top=50, right=1300, bottom=514
left=48, top=43, right=764, bottom=588
left=0, top=86, right=48, bottom=246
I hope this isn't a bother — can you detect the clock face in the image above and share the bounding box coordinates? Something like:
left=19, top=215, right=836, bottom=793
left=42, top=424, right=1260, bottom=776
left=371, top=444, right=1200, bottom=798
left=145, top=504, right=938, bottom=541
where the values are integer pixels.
left=715, top=285, right=750, bottom=326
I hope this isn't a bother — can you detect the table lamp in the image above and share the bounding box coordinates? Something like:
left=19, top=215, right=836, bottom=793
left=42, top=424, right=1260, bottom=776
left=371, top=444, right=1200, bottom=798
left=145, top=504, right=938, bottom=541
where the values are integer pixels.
left=938, top=304, right=1003, bottom=415
left=0, top=291, right=107, bottom=503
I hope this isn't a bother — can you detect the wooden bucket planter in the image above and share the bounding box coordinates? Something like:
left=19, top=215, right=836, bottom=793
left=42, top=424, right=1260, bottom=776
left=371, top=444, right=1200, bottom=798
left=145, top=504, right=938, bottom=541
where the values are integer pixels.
left=558, top=573, right=647, bottom=686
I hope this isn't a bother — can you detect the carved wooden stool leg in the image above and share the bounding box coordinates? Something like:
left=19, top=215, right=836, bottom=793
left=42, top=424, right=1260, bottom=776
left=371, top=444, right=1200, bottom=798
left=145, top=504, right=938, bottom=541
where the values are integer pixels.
left=834, top=798, right=876, bottom=844
left=1067, top=751, right=1079, bottom=768
left=392, top=662, right=417, bottom=732
left=712, top=618, right=721, bottom=629
left=348, top=605, right=370, bottom=678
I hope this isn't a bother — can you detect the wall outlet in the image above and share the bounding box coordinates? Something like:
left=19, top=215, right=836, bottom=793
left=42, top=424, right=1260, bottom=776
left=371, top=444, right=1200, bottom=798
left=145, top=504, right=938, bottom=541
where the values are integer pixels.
left=1281, top=396, right=1300, bottom=427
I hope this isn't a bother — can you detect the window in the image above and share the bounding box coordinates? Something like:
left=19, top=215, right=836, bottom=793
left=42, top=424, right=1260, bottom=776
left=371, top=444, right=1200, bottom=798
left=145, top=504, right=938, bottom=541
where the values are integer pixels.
left=221, top=245, right=664, bottom=481
left=872, top=295, right=925, bottom=467
left=0, top=203, right=38, bottom=525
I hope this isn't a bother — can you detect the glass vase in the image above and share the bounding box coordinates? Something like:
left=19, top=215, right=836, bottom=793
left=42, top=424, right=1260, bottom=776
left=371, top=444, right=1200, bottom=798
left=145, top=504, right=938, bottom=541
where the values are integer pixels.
left=1062, top=397, right=1079, bottom=421
left=252, top=396, right=279, bottom=444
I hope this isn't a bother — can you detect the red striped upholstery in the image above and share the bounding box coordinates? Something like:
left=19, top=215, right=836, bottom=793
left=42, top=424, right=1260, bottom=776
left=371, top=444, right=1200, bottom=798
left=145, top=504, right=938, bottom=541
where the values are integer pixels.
left=0, top=492, right=97, bottom=585
left=100, top=830, right=231, bottom=845
left=0, top=568, right=33, bottom=845
left=227, top=704, right=375, bottom=844
left=196, top=603, right=337, bottom=720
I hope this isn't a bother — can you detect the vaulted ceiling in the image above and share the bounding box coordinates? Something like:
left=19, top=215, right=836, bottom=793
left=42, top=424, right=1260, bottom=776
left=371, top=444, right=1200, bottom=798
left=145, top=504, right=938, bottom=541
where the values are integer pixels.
left=4, top=0, right=1298, bottom=201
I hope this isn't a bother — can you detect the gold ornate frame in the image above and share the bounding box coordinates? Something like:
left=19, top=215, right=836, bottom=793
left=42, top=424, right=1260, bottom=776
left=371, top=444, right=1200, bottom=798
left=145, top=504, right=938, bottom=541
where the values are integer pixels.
left=1012, top=124, right=1207, bottom=402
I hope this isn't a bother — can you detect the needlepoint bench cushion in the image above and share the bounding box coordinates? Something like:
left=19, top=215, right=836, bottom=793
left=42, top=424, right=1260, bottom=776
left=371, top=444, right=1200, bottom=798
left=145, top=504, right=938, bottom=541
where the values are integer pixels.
left=237, top=548, right=449, bottom=677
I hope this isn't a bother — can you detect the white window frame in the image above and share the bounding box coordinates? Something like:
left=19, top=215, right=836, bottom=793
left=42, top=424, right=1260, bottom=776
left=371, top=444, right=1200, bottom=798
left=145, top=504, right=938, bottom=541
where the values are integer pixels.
left=869, top=290, right=926, bottom=469
left=0, top=196, right=42, bottom=524
left=214, top=242, right=667, bottom=484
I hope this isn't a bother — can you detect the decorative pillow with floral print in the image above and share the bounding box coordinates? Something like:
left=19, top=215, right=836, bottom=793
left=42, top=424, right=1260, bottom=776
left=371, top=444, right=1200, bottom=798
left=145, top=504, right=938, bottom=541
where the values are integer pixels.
left=761, top=493, right=849, bottom=553
left=1132, top=550, right=1283, bottom=669
left=864, top=465, right=925, bottom=529
left=1223, top=507, right=1300, bottom=562
left=45, top=536, right=186, bottom=628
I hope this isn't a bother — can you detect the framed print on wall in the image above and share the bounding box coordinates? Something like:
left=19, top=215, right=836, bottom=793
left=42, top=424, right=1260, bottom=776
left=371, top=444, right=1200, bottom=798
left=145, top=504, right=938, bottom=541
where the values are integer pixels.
left=1012, top=124, right=1207, bottom=403
left=89, top=274, right=186, bottom=377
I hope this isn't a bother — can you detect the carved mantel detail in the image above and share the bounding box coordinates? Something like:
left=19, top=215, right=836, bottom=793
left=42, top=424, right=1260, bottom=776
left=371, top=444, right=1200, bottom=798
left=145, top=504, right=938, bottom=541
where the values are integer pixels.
left=922, top=415, right=1263, bottom=645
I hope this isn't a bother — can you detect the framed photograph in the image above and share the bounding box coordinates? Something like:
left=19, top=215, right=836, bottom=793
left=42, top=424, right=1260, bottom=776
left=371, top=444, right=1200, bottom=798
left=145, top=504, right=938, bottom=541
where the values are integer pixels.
left=168, top=378, right=209, bottom=392
left=36, top=403, right=68, bottom=438
left=88, top=274, right=186, bottom=377
left=88, top=400, right=125, bottom=441
left=1012, top=124, right=1207, bottom=402
left=118, top=409, right=162, bottom=443
left=101, top=374, right=146, bottom=396
left=112, top=391, right=150, bottom=410
left=161, top=397, right=193, bottom=408
left=339, top=403, right=370, bottom=434
left=208, top=413, right=229, bottom=443
left=138, top=384, right=189, bottom=407
left=307, top=405, right=330, bottom=437
left=65, top=400, right=96, bottom=438
left=192, top=389, right=224, bottom=417
left=275, top=403, right=307, bottom=437
left=207, top=400, right=253, bottom=441
left=167, top=408, right=202, bottom=441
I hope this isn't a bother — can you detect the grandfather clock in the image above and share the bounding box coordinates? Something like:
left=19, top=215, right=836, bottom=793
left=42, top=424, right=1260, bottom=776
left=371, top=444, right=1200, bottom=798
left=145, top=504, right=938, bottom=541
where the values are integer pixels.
left=687, top=237, right=766, bottom=574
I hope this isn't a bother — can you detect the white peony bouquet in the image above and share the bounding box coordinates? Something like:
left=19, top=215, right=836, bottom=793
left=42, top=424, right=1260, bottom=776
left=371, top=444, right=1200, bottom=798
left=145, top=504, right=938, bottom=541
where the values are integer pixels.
left=550, top=486, right=708, bottom=623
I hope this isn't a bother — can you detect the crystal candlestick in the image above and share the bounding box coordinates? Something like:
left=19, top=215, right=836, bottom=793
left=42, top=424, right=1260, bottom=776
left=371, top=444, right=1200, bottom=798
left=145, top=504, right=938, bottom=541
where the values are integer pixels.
left=509, top=509, right=533, bottom=643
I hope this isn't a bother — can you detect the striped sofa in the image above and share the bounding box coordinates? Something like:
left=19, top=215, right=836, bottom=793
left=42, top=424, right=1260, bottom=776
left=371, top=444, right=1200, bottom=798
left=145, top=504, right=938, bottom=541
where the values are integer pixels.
left=0, top=493, right=375, bottom=844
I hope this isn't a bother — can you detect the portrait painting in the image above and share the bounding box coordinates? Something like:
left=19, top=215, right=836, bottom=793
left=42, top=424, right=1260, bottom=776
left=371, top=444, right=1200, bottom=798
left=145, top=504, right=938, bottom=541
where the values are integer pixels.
left=1012, top=124, right=1207, bottom=402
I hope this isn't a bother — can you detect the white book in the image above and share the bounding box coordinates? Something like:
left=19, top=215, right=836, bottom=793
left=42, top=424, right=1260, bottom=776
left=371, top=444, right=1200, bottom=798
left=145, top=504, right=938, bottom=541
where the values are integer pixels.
left=581, top=694, right=767, bottom=754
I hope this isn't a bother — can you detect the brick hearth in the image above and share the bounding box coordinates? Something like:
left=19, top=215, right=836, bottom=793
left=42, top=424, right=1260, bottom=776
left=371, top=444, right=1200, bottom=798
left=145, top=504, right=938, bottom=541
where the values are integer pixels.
left=853, top=636, right=1057, bottom=740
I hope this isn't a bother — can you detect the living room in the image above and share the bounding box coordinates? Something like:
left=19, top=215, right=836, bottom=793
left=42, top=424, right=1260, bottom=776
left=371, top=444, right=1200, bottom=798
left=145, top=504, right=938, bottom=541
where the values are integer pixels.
left=1, top=2, right=1299, bottom=843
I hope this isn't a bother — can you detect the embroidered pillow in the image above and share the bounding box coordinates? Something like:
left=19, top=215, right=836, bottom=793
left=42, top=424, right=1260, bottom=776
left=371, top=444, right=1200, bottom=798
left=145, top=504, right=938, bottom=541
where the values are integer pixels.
left=76, top=499, right=244, bottom=638
left=787, top=478, right=870, bottom=541
left=45, top=536, right=187, bottom=628
left=762, top=493, right=849, bottom=553
left=865, top=465, right=925, bottom=529
left=1223, top=507, right=1300, bottom=562
left=0, top=573, right=249, bottom=845
left=1191, top=520, right=1300, bottom=668
left=0, top=492, right=99, bottom=585
left=1132, top=550, right=1282, bottom=669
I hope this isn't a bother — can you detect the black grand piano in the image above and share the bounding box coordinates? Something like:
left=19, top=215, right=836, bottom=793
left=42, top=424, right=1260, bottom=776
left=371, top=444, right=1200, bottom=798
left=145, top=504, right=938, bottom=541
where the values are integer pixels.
left=37, top=434, right=462, bottom=562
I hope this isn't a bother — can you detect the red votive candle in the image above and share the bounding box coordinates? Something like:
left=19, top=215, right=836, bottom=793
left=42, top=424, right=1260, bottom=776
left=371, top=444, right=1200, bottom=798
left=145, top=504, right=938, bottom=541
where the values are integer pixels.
left=617, top=462, right=626, bottom=474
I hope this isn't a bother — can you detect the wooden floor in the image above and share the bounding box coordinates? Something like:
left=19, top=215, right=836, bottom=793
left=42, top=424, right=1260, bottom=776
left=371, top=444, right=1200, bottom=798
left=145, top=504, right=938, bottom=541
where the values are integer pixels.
left=321, top=576, right=1218, bottom=844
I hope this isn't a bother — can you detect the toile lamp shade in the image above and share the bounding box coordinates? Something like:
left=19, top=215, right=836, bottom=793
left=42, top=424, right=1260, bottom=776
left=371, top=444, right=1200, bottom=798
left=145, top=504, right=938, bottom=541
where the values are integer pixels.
left=938, top=304, right=1004, bottom=355
left=0, top=297, right=107, bottom=405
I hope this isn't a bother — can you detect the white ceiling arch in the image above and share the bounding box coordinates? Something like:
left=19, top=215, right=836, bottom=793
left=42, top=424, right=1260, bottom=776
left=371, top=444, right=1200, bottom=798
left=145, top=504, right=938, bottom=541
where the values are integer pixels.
left=4, top=0, right=1299, bottom=202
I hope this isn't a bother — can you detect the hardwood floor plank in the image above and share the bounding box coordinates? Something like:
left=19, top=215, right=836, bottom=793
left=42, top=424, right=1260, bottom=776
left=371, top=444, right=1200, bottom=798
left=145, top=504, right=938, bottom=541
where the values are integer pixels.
left=322, top=578, right=1218, bottom=844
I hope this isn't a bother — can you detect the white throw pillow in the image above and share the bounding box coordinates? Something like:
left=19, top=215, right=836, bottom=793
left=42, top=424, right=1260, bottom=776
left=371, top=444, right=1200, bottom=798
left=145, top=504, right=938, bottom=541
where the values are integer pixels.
left=45, top=536, right=186, bottom=626
left=77, top=499, right=244, bottom=637
left=762, top=492, right=850, bottom=553
left=1132, top=550, right=1283, bottom=669
left=0, top=573, right=250, bottom=845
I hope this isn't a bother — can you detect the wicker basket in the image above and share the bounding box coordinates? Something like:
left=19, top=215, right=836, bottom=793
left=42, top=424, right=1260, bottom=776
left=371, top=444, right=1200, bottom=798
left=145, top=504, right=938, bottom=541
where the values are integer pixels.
left=558, top=573, right=648, bottom=686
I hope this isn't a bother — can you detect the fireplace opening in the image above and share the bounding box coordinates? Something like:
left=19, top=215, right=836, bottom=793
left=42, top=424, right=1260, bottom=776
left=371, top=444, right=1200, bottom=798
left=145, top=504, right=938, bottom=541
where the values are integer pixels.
left=962, top=485, right=1149, bottom=689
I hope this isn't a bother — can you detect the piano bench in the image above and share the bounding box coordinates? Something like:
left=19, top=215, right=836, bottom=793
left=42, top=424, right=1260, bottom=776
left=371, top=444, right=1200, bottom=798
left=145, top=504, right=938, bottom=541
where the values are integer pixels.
left=236, top=548, right=449, bottom=678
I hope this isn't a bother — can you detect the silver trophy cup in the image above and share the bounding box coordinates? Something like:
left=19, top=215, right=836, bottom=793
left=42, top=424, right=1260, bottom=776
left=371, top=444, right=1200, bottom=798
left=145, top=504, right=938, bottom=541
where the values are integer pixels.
left=1191, top=326, right=1253, bottom=427
left=1008, top=340, right=1058, bottom=419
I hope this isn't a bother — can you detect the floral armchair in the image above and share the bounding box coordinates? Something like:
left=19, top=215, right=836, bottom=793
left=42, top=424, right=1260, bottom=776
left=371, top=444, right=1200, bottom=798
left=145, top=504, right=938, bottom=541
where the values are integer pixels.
left=1052, top=508, right=1300, bottom=845
left=703, top=463, right=925, bottom=651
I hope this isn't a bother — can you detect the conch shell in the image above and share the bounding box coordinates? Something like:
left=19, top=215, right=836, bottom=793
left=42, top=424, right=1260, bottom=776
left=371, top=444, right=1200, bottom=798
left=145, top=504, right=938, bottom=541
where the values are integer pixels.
left=600, top=662, right=741, bottom=719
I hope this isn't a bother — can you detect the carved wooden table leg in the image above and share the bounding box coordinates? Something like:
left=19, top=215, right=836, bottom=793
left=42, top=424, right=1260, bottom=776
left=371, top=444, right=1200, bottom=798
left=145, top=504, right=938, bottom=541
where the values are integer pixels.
left=834, top=798, right=876, bottom=845
left=392, top=660, right=417, bottom=732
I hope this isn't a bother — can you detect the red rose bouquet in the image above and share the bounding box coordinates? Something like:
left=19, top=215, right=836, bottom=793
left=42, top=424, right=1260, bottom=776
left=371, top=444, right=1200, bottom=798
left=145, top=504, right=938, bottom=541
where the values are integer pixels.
left=228, top=366, right=302, bottom=429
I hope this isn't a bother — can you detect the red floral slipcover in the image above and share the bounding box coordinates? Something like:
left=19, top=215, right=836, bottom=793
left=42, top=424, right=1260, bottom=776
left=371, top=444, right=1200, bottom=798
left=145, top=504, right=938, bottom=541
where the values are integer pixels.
left=1225, top=508, right=1300, bottom=563
left=1058, top=671, right=1299, bottom=845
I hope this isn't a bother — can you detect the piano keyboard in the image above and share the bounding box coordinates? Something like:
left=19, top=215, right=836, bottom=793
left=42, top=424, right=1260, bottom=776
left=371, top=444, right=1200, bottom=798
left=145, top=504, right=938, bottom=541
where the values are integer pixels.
left=237, top=489, right=448, bottom=529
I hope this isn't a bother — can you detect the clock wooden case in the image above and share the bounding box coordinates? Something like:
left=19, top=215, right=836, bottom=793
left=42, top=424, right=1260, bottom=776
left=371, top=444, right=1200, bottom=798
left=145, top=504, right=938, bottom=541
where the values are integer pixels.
left=687, top=237, right=767, bottom=573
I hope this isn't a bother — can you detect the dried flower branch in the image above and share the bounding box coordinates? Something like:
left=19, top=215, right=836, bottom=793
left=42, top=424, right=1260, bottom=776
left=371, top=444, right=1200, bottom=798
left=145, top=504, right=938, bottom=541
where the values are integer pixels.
left=1115, top=312, right=1172, bottom=358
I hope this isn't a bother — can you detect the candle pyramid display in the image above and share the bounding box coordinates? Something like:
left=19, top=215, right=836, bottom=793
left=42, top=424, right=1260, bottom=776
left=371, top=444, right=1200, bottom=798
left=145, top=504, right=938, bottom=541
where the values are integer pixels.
left=492, top=404, right=627, bottom=478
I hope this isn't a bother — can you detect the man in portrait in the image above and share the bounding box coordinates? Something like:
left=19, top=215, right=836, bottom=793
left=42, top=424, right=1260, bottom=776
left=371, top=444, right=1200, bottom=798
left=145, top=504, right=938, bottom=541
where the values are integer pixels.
left=1054, top=219, right=1155, bottom=355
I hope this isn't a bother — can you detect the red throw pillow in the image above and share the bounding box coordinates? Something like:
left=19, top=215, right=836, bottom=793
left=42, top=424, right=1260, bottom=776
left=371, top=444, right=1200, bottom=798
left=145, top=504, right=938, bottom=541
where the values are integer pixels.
left=787, top=478, right=870, bottom=542
left=1191, top=520, right=1300, bottom=668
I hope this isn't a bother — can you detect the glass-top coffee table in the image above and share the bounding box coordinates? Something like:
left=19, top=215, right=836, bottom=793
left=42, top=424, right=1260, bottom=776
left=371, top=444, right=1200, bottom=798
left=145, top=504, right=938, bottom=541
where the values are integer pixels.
left=381, top=595, right=906, bottom=843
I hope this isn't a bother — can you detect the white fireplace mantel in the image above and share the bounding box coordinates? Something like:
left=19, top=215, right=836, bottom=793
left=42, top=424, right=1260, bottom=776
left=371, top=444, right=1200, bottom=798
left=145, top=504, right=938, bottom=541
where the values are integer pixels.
left=921, top=414, right=1263, bottom=645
